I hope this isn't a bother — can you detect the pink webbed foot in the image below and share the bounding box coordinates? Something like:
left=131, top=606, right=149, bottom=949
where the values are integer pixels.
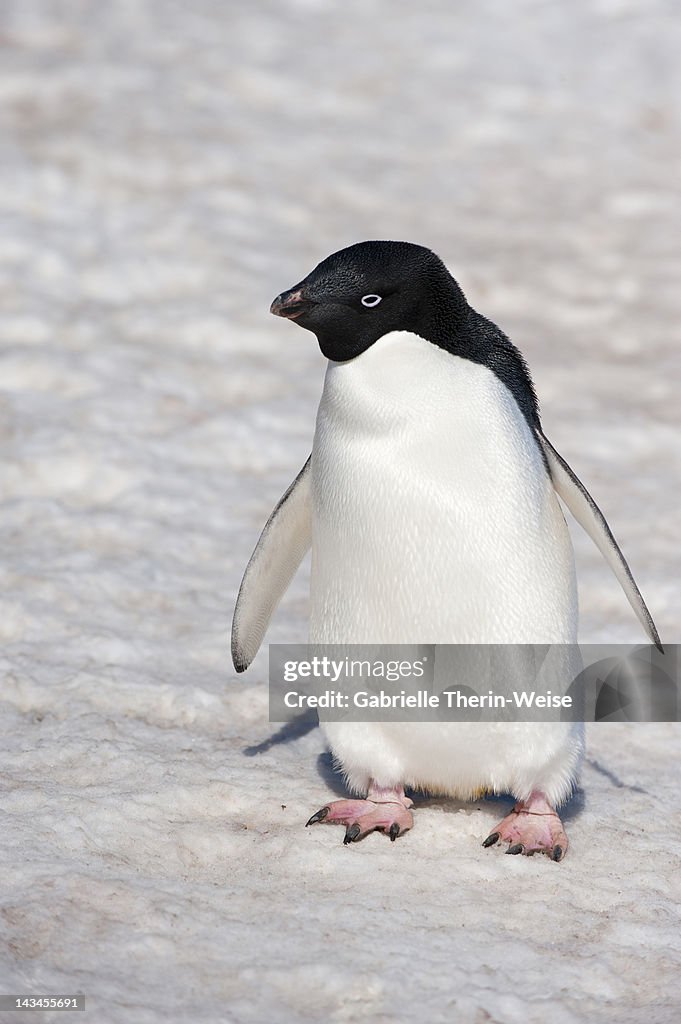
left=306, top=784, right=414, bottom=844
left=483, top=791, right=569, bottom=862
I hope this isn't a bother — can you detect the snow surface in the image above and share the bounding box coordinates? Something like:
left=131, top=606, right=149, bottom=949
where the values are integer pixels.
left=1, top=1, right=680, bottom=1022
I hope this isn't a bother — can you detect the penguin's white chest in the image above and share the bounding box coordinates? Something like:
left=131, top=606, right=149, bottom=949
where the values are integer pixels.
left=310, top=331, right=577, bottom=644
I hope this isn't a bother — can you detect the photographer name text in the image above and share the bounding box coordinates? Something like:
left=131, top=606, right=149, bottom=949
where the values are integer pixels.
left=283, top=689, right=573, bottom=709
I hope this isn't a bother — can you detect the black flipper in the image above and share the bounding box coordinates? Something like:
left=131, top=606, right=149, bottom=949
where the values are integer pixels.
left=538, top=431, right=662, bottom=651
left=231, top=458, right=312, bottom=671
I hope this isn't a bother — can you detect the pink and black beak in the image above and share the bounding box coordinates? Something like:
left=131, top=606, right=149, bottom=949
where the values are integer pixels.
left=270, top=288, right=313, bottom=321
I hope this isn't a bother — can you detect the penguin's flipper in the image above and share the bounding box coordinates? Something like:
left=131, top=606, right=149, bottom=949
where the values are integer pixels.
left=231, top=457, right=312, bottom=672
left=537, top=431, right=662, bottom=651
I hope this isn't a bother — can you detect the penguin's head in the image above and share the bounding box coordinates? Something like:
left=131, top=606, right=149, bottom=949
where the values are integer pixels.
left=270, top=240, right=469, bottom=362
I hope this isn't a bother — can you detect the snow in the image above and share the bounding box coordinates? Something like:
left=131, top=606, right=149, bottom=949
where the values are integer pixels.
left=1, top=1, right=680, bottom=1022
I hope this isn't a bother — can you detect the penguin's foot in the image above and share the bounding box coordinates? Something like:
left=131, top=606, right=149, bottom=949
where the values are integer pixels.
left=482, top=791, right=569, bottom=861
left=306, top=784, right=414, bottom=844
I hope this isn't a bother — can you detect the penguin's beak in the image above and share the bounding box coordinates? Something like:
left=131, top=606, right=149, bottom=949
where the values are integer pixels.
left=270, top=288, right=312, bottom=320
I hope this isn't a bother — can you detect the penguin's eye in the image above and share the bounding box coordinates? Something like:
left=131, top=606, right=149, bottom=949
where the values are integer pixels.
left=361, top=294, right=382, bottom=308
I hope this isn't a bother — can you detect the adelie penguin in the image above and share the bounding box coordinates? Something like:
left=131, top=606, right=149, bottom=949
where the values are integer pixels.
left=231, top=240, right=661, bottom=860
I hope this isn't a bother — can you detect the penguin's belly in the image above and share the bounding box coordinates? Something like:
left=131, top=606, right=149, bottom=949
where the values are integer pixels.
left=309, top=331, right=581, bottom=802
left=310, top=332, right=576, bottom=643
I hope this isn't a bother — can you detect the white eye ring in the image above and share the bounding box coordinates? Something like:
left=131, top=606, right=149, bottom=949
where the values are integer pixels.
left=361, top=294, right=382, bottom=308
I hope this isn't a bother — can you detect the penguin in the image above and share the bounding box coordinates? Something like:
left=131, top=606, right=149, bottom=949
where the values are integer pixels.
left=231, top=240, right=661, bottom=860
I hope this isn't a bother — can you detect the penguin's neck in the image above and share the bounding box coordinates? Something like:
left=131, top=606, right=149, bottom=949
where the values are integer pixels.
left=413, top=287, right=541, bottom=431
left=410, top=273, right=472, bottom=350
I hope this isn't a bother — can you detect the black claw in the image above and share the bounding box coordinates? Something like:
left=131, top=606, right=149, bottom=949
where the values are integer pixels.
left=343, top=823, right=361, bottom=845
left=306, top=807, right=329, bottom=827
left=482, top=832, right=500, bottom=848
left=388, top=823, right=400, bottom=842
left=551, top=844, right=563, bottom=862
left=506, top=843, right=524, bottom=855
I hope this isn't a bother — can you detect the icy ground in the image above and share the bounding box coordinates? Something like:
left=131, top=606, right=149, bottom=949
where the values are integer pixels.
left=1, top=1, right=680, bottom=1022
